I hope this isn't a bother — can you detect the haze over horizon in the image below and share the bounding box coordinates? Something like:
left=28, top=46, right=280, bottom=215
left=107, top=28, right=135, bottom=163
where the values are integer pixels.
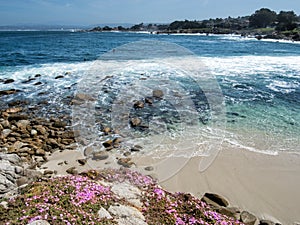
left=0, top=0, right=300, bottom=27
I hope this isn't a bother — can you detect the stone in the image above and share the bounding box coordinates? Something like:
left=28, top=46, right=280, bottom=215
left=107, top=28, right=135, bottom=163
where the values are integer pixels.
left=52, top=120, right=67, bottom=128
left=35, top=148, right=46, bottom=156
left=133, top=100, right=144, bottom=109
left=130, top=117, right=142, bottom=127
left=108, top=204, right=147, bottom=225
left=34, top=125, right=47, bottom=135
left=16, top=120, right=30, bottom=130
left=4, top=79, right=14, bottom=84
left=259, top=220, right=276, bottom=225
left=77, top=158, right=87, bottom=166
left=145, top=97, right=153, bottom=105
left=202, top=193, right=229, bottom=207
left=27, top=220, right=50, bottom=225
left=131, top=145, right=142, bottom=152
left=74, top=93, right=95, bottom=101
left=0, top=120, right=10, bottom=128
left=43, top=170, right=54, bottom=175
left=241, top=211, right=257, bottom=225
left=16, top=177, right=29, bottom=187
left=92, top=151, right=109, bottom=161
left=98, top=207, right=113, bottom=219
left=1, top=129, right=12, bottom=139
left=84, top=146, right=94, bottom=157
left=55, top=75, right=64, bottom=79
left=144, top=166, right=154, bottom=171
left=217, top=207, right=240, bottom=220
left=102, top=127, right=111, bottom=133
left=8, top=114, right=28, bottom=121
left=111, top=182, right=142, bottom=208
left=103, top=140, right=113, bottom=148
left=6, top=107, right=22, bottom=113
left=117, top=158, right=134, bottom=168
left=31, top=129, right=38, bottom=136
left=66, top=167, right=78, bottom=175
left=0, top=89, right=20, bottom=96
left=153, top=89, right=164, bottom=98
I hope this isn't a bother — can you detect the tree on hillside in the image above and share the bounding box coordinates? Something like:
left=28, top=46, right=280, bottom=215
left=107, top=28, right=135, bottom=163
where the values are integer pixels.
left=276, top=11, right=299, bottom=31
left=249, top=8, right=277, bottom=28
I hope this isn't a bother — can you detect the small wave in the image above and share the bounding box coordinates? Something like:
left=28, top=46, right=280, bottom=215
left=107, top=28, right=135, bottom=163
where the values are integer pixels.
left=267, top=80, right=299, bottom=94
left=224, top=138, right=278, bottom=156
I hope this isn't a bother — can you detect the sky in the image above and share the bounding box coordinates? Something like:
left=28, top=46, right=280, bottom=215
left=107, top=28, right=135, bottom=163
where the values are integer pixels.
left=0, top=0, right=299, bottom=26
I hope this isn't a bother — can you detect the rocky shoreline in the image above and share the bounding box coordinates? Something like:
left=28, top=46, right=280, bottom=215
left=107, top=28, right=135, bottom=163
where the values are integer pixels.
left=0, top=89, right=283, bottom=225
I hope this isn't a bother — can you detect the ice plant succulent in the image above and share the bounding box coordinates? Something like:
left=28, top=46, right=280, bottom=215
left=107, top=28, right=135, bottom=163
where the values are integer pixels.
left=0, top=169, right=245, bottom=225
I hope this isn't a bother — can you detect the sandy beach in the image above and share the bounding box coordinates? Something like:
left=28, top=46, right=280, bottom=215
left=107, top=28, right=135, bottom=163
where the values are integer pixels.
left=134, top=144, right=300, bottom=225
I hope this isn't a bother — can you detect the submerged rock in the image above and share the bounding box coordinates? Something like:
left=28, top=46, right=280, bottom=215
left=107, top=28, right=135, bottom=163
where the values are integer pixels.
left=241, top=211, right=257, bottom=225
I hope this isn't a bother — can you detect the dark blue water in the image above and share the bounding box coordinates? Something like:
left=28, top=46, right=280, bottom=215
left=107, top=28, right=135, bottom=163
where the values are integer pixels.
left=0, top=31, right=299, bottom=155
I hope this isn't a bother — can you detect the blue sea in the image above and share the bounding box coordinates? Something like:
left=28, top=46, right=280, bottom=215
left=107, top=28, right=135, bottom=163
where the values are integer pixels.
left=0, top=31, right=299, bottom=157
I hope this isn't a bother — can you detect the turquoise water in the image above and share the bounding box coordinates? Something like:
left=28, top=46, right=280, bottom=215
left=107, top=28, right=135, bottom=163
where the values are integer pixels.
left=0, top=31, right=299, bottom=155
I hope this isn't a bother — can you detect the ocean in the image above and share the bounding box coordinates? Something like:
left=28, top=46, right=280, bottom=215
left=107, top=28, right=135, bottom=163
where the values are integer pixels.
left=0, top=31, right=299, bottom=159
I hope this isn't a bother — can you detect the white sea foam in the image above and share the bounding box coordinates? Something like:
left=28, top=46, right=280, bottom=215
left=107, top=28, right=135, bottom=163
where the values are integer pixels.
left=267, top=80, right=299, bottom=94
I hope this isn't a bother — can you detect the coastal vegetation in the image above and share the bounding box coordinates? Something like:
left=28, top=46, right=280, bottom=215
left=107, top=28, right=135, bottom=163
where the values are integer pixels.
left=89, top=8, right=300, bottom=41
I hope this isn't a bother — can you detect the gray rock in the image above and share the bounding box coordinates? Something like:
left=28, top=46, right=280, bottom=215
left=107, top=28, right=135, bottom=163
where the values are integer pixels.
left=66, top=167, right=78, bottom=175
left=259, top=220, right=275, bottom=225
left=16, top=177, right=29, bottom=187
left=108, top=204, right=147, bottom=225
left=27, top=220, right=50, bottom=225
left=144, top=166, right=154, bottom=171
left=92, top=151, right=109, bottom=160
left=1, top=129, right=12, bottom=139
left=111, top=182, right=142, bottom=208
left=98, top=207, right=113, bottom=219
left=217, top=207, right=240, bottom=220
left=241, top=211, right=257, bottom=225
left=153, top=89, right=164, bottom=98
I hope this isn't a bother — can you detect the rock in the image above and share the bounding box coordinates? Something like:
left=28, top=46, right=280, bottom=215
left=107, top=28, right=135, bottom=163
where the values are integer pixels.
left=30, top=129, right=38, bottom=136
left=27, top=220, right=50, bottom=225
left=16, top=177, right=29, bottom=187
left=0, top=89, right=20, bottom=96
left=1, top=129, right=12, bottom=139
left=4, top=79, right=15, bottom=84
left=0, top=120, right=10, bottom=128
left=35, top=74, right=41, bottom=77
left=241, top=211, right=257, bottom=225
left=92, top=151, right=109, bottom=161
left=8, top=114, right=28, bottom=121
left=117, top=158, right=134, bottom=168
left=35, top=148, right=46, bottom=156
left=202, top=193, right=229, bottom=207
left=144, top=166, right=154, bottom=171
left=98, top=207, right=113, bottom=219
left=16, top=120, right=30, bottom=130
left=66, top=167, right=78, bottom=175
left=103, top=139, right=113, bottom=149
left=55, top=75, right=64, bottom=79
left=77, top=158, right=87, bottom=166
left=74, top=93, right=95, bottom=101
left=153, top=89, right=164, bottom=98
left=259, top=220, right=276, bottom=225
left=217, top=207, right=240, bottom=220
left=0, top=201, right=8, bottom=209
left=133, top=100, right=144, bottom=109
left=130, top=117, right=142, bottom=127
left=34, top=82, right=42, bottom=86
left=145, top=97, right=153, bottom=105
left=6, top=107, right=22, bottom=113
left=43, top=170, right=54, bottom=175
left=52, top=120, right=67, bottom=128
left=111, top=182, right=143, bottom=208
left=33, top=125, right=47, bottom=135
left=131, top=145, right=142, bottom=152
left=84, top=146, right=94, bottom=157
left=102, top=127, right=111, bottom=134
left=108, top=204, right=147, bottom=225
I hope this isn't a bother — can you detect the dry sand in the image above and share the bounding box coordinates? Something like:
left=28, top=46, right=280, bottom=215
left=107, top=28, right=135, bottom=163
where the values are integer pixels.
left=135, top=145, right=300, bottom=225
left=42, top=145, right=300, bottom=225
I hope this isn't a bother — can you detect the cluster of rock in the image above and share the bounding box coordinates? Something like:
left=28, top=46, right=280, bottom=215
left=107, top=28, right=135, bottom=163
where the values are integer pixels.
left=0, top=106, right=77, bottom=198
left=201, top=193, right=281, bottom=225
